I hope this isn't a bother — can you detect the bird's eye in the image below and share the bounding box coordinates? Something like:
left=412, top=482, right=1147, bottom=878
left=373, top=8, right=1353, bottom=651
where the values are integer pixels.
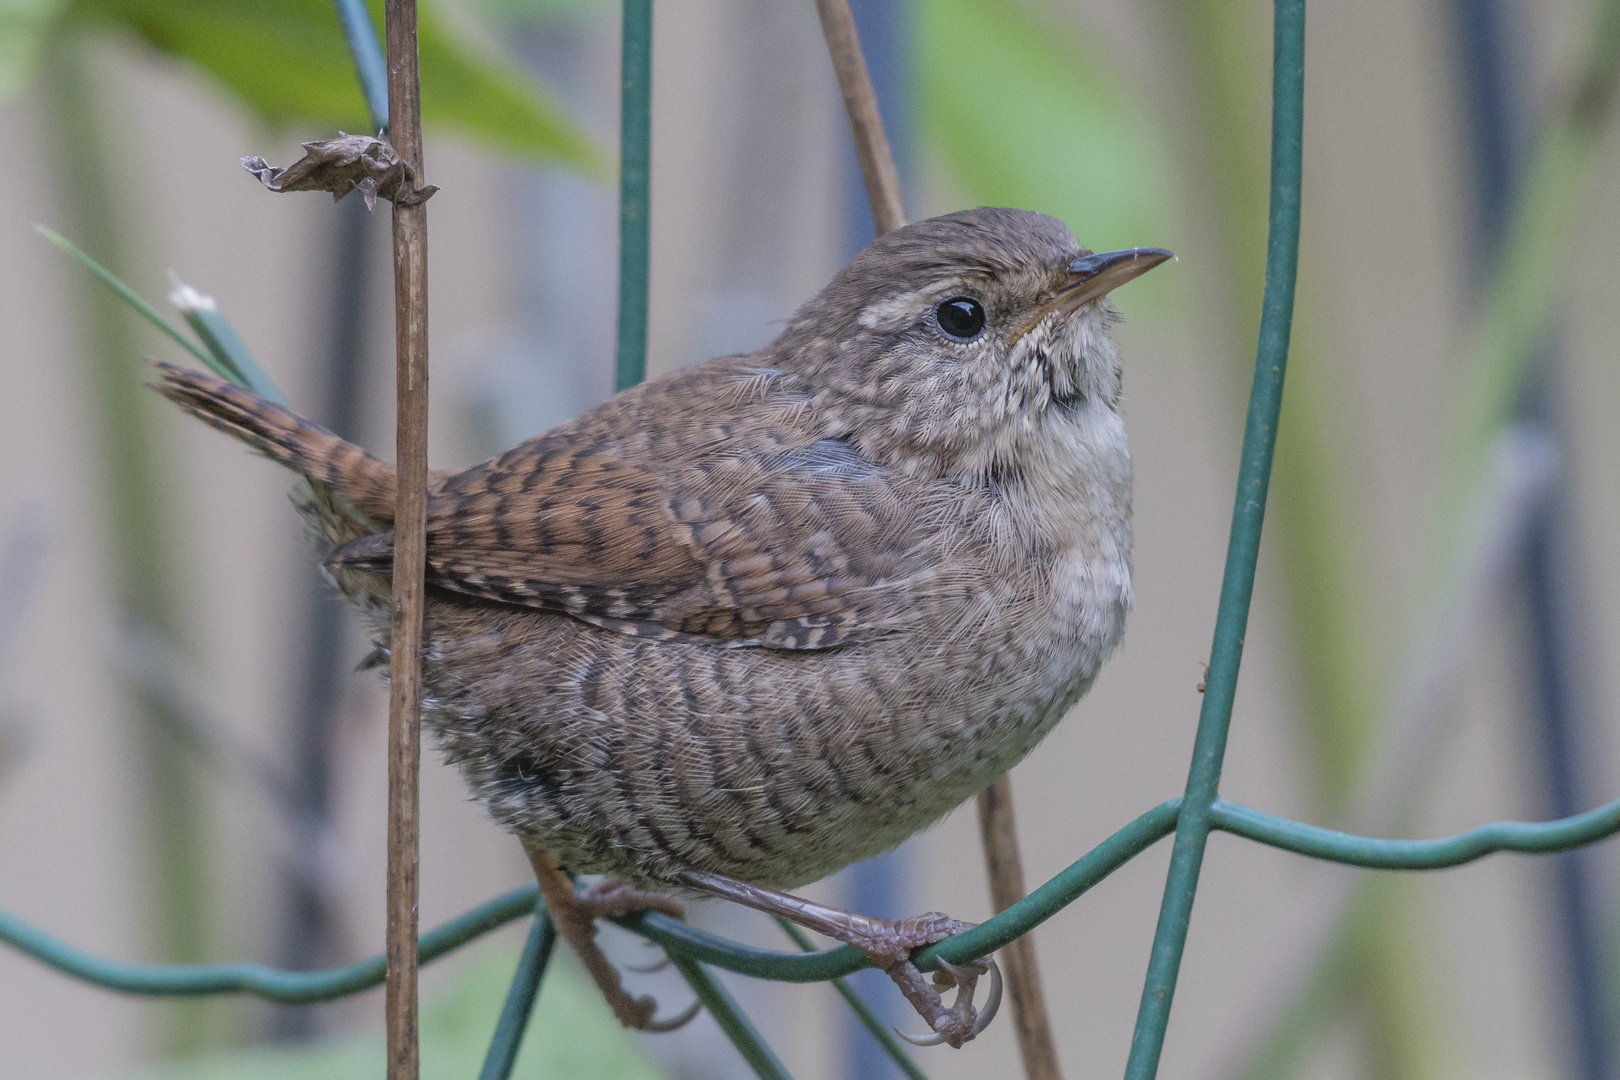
left=934, top=296, right=986, bottom=341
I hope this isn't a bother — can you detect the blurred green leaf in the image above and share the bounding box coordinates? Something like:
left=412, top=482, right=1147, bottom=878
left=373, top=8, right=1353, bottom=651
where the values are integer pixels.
left=19, top=0, right=603, bottom=171
left=471, top=0, right=609, bottom=25
left=915, top=0, right=1181, bottom=308
left=113, top=945, right=667, bottom=1080
left=0, top=0, right=65, bottom=97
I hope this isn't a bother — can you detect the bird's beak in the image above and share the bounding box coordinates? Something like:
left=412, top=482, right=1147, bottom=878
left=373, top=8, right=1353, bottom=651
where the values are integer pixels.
left=1015, top=247, right=1173, bottom=341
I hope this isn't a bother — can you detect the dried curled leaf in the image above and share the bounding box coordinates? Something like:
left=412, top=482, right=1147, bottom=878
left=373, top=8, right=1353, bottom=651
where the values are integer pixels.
left=242, top=133, right=439, bottom=209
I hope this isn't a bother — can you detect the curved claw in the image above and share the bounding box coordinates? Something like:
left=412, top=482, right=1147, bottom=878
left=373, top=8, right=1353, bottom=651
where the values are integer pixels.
left=625, top=954, right=673, bottom=974
left=895, top=954, right=1002, bottom=1047
left=643, top=997, right=703, bottom=1033
left=969, top=958, right=1003, bottom=1036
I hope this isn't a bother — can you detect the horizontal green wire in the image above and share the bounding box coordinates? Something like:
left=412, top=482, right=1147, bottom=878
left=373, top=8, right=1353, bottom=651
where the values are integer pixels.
left=0, top=886, right=536, bottom=1002
left=7, top=793, right=1620, bottom=1000
left=619, top=799, right=1184, bottom=982
left=1210, top=794, right=1620, bottom=868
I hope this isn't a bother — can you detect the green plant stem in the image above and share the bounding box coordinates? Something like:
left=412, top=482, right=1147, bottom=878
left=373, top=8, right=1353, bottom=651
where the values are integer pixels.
left=1122, top=2, right=1303, bottom=1076
left=35, top=228, right=217, bottom=372
left=177, top=299, right=286, bottom=405
left=613, top=0, right=651, bottom=393
left=38, top=36, right=216, bottom=1056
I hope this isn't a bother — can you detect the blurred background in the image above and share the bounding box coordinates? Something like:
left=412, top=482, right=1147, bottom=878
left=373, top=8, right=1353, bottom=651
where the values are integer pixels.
left=1, top=0, right=1619, bottom=1077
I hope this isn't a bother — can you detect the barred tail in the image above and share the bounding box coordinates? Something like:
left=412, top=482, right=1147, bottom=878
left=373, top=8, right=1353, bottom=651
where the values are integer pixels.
left=151, top=360, right=397, bottom=527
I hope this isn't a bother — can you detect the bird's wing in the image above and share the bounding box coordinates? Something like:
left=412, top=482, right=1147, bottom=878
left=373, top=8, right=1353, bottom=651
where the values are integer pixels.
left=330, top=431, right=945, bottom=650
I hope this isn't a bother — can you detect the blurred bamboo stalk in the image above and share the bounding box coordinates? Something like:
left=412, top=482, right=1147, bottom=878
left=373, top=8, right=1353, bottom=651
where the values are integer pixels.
left=814, top=4, right=1061, bottom=1076
left=1202, top=426, right=1559, bottom=1080
left=37, top=38, right=219, bottom=1056
left=1168, top=0, right=1620, bottom=1073
left=383, top=0, right=431, bottom=1071
left=276, top=192, right=373, bottom=1039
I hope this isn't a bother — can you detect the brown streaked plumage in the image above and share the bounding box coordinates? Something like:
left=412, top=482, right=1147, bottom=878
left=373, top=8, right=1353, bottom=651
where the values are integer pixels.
left=154, top=207, right=1170, bottom=1047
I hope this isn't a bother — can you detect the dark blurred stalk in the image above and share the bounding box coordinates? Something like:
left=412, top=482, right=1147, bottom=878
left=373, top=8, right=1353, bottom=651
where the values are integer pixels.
left=1186, top=0, right=1620, bottom=1073
left=839, top=4, right=911, bottom=1079
left=1162, top=2, right=1452, bottom=1076
left=1518, top=373, right=1612, bottom=1080
left=273, top=194, right=373, bottom=1039
left=1454, top=0, right=1614, bottom=1072
left=38, top=36, right=217, bottom=1055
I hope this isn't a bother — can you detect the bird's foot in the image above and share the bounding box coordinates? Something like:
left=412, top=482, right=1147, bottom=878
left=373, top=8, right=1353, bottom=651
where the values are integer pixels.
left=677, top=870, right=1002, bottom=1048
left=525, top=846, right=698, bottom=1032
left=845, top=912, right=1004, bottom=1049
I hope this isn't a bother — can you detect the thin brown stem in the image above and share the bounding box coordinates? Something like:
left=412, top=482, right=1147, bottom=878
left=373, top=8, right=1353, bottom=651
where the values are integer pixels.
left=811, top=10, right=1058, bottom=1070
left=383, top=0, right=428, bottom=1074
left=813, top=0, right=906, bottom=234
left=979, top=775, right=1063, bottom=1080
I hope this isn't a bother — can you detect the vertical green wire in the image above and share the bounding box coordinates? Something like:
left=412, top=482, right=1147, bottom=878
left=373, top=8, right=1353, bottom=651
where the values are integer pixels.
left=609, top=3, right=789, bottom=1071
left=667, top=954, right=795, bottom=1080
left=614, top=0, right=652, bottom=393
left=476, top=908, right=555, bottom=1080
left=773, top=918, right=930, bottom=1080
left=1122, top=1, right=1304, bottom=1077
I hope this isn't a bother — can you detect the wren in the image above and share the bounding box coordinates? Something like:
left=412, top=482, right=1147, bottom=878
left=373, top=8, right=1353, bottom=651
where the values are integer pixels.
left=155, top=207, right=1170, bottom=1046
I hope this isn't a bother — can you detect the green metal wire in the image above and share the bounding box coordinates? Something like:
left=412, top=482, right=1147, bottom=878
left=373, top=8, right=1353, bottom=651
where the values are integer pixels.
left=774, top=917, right=932, bottom=1080
left=10, top=795, right=1617, bottom=1004
left=1122, top=1, right=1304, bottom=1076
left=614, top=0, right=652, bottom=393
left=1211, top=795, right=1620, bottom=869
left=12, top=2, right=1620, bottom=1074
left=463, top=13, right=655, bottom=1064
left=23, top=176, right=1620, bottom=1076
left=616, top=799, right=1185, bottom=982
left=666, top=953, right=796, bottom=1080
left=476, top=906, right=555, bottom=1080
left=0, top=886, right=536, bottom=1003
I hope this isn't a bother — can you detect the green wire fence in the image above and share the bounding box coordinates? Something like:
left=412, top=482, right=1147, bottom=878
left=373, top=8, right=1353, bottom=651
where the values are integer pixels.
left=5, top=0, right=1620, bottom=1077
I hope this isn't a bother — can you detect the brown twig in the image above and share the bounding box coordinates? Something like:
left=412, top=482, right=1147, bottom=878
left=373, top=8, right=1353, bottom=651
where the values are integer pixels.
left=979, top=776, right=1063, bottom=1080
left=383, top=0, right=429, bottom=1074
left=811, top=7, right=1059, bottom=1073
left=813, top=0, right=906, bottom=234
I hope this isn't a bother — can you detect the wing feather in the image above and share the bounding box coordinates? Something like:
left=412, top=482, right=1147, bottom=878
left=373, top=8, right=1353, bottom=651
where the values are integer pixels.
left=329, top=394, right=936, bottom=650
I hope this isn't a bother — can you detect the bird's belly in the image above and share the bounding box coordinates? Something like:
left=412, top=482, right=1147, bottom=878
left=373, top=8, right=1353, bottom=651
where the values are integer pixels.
left=417, top=575, right=1124, bottom=889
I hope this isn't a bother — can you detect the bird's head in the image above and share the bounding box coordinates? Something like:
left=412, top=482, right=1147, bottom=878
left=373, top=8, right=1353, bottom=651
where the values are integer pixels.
left=776, top=207, right=1169, bottom=482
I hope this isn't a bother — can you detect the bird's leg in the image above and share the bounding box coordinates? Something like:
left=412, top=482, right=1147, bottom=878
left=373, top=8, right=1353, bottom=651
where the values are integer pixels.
left=522, top=844, right=698, bottom=1032
left=677, top=869, right=1002, bottom=1048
